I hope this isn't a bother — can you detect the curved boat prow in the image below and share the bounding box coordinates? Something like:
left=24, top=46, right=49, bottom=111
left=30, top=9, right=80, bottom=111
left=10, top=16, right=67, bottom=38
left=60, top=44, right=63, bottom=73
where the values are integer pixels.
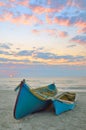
left=13, top=80, right=57, bottom=119
left=14, top=79, right=26, bottom=92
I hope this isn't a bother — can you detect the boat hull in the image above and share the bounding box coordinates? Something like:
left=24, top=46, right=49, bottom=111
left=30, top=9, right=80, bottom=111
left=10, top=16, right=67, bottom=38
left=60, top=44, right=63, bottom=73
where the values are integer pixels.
left=14, top=83, right=52, bottom=119
left=53, top=92, right=76, bottom=115
left=53, top=100, right=75, bottom=115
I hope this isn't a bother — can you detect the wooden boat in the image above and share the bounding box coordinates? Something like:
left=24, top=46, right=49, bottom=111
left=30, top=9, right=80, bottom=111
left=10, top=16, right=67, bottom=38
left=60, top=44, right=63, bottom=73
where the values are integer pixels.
left=14, top=79, right=57, bottom=119
left=52, top=92, right=76, bottom=115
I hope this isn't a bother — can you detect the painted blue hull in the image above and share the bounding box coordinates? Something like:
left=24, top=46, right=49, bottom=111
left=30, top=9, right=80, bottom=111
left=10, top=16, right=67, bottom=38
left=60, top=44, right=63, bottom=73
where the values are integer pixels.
left=53, top=100, right=75, bottom=115
left=53, top=92, right=76, bottom=115
left=14, top=81, right=56, bottom=119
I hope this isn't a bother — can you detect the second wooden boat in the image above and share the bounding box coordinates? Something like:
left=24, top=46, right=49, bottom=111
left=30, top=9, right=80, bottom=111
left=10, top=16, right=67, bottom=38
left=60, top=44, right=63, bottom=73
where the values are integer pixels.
left=52, top=92, right=76, bottom=115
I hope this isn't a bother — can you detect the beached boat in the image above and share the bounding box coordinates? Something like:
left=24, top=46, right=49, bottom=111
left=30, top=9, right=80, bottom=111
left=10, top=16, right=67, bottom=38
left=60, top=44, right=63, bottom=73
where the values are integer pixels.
left=53, top=92, right=76, bottom=115
left=14, top=79, right=57, bottom=119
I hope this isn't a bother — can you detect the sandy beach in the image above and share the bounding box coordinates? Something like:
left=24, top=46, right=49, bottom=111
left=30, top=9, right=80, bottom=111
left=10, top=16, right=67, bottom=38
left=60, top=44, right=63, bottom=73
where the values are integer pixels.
left=0, top=90, right=86, bottom=130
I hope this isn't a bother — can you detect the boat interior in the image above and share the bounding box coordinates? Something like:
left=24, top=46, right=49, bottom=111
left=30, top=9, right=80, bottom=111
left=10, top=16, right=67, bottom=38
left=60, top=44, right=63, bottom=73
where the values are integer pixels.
left=30, top=85, right=57, bottom=100
left=56, top=92, right=76, bottom=103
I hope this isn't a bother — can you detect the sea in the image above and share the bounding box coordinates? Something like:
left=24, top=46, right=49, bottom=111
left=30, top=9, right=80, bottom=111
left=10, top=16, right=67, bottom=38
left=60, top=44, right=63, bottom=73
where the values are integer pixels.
left=0, top=77, right=86, bottom=92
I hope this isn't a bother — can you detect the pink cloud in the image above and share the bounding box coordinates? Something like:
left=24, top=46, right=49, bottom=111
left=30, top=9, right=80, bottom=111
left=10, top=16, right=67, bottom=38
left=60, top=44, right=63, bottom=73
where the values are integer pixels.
left=29, top=6, right=55, bottom=14
left=54, top=16, right=86, bottom=29
left=18, top=0, right=29, bottom=7
left=71, top=35, right=86, bottom=45
left=78, top=27, right=86, bottom=34
left=0, top=12, right=42, bottom=25
left=9, top=0, right=16, bottom=2
left=75, top=21, right=86, bottom=28
left=65, top=0, right=86, bottom=9
left=0, top=0, right=85, bottom=29
left=0, top=1, right=5, bottom=6
left=0, top=12, right=13, bottom=22
left=72, top=0, right=86, bottom=9
left=54, top=17, right=70, bottom=26
left=72, top=39, right=86, bottom=45
left=32, top=29, right=40, bottom=34
left=58, top=31, right=68, bottom=38
left=29, top=5, right=45, bottom=14
left=29, top=4, right=65, bottom=15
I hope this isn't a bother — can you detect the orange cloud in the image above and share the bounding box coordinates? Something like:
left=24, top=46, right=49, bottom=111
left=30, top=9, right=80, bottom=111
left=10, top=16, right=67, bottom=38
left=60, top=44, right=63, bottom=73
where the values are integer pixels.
left=75, top=21, right=86, bottom=28
left=30, top=6, right=45, bottom=14
left=29, top=5, right=63, bottom=15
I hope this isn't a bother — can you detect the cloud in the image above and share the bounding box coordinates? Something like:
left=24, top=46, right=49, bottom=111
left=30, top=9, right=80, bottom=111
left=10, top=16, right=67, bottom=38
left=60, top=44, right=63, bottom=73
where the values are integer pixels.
left=0, top=7, right=42, bottom=25
left=78, top=27, right=86, bottom=34
left=71, top=35, right=86, bottom=45
left=54, top=11, right=86, bottom=28
left=0, top=47, right=86, bottom=65
left=29, top=0, right=67, bottom=14
left=0, top=0, right=85, bottom=29
left=16, top=50, right=34, bottom=56
left=0, top=57, right=9, bottom=62
left=73, top=0, right=86, bottom=10
left=9, top=0, right=16, bottom=2
left=73, top=12, right=86, bottom=28
left=0, top=0, right=67, bottom=22
left=0, top=43, right=13, bottom=55
left=34, top=52, right=86, bottom=62
left=58, top=31, right=68, bottom=38
left=32, top=29, right=40, bottom=34
left=0, top=50, right=11, bottom=55
left=12, top=13, right=42, bottom=25
left=0, top=43, right=11, bottom=49
left=35, top=52, right=56, bottom=59
left=54, top=16, right=70, bottom=26
left=18, top=0, right=29, bottom=7
left=67, top=44, right=76, bottom=48
left=0, top=1, right=5, bottom=6
left=0, top=57, right=30, bottom=63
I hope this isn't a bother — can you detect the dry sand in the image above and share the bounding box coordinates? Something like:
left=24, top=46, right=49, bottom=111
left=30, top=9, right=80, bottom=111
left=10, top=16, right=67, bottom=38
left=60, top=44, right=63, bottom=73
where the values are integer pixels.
left=0, top=90, right=86, bottom=130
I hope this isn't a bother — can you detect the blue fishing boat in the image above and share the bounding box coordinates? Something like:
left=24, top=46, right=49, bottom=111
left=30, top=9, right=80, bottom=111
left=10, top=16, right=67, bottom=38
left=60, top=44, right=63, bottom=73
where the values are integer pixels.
left=53, top=92, right=76, bottom=115
left=14, top=79, right=57, bottom=119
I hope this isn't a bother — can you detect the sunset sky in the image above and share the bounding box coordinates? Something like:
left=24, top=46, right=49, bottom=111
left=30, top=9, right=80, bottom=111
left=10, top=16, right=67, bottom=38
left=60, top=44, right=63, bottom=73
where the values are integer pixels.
left=0, top=0, right=86, bottom=78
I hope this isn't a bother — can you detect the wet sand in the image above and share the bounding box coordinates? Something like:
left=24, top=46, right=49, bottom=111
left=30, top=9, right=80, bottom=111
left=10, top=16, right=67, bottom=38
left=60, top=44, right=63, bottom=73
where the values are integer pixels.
left=0, top=90, right=86, bottom=130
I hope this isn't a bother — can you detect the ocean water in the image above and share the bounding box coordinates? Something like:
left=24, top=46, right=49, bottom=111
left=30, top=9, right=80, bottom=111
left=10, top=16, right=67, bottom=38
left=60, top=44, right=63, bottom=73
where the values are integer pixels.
left=0, top=77, right=86, bottom=92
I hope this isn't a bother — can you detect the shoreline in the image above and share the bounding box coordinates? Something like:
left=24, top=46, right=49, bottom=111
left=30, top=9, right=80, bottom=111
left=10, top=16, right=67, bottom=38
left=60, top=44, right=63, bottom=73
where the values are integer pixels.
left=0, top=90, right=86, bottom=130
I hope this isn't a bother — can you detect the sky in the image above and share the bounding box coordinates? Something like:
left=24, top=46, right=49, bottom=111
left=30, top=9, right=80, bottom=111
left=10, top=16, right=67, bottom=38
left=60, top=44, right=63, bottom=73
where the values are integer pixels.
left=0, top=0, right=86, bottom=78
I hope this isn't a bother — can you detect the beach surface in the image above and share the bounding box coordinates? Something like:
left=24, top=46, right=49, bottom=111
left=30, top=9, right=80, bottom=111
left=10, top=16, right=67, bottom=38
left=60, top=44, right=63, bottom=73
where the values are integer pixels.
left=0, top=90, right=86, bottom=130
